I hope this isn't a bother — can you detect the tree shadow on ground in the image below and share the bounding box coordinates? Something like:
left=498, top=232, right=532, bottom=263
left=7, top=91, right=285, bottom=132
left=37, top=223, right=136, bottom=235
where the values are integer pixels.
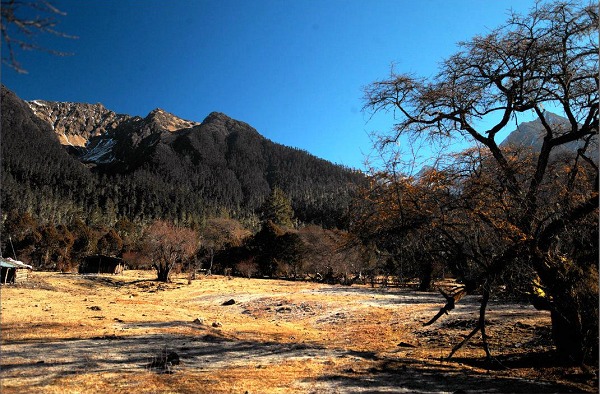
left=453, top=350, right=573, bottom=370
left=313, top=286, right=447, bottom=305
left=78, top=274, right=155, bottom=289
left=2, top=322, right=594, bottom=393
left=310, top=356, right=591, bottom=393
left=1, top=327, right=336, bottom=390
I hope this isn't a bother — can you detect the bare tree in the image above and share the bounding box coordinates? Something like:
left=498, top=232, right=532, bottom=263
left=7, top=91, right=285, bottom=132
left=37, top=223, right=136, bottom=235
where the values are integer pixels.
left=199, top=217, right=250, bottom=275
left=1, top=0, right=75, bottom=73
left=144, top=220, right=198, bottom=282
left=363, top=1, right=598, bottom=366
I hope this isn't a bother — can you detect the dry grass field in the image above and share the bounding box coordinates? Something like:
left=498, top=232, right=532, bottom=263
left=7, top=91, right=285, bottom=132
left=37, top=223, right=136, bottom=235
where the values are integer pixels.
left=1, top=270, right=597, bottom=393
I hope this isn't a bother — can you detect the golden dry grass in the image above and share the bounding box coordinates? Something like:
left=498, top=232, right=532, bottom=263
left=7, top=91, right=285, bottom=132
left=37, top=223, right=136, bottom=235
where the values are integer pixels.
left=0, top=270, right=596, bottom=393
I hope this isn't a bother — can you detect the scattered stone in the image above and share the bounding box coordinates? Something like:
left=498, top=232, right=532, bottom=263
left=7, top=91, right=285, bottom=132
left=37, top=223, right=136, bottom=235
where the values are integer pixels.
left=88, top=306, right=102, bottom=311
left=193, top=317, right=205, bottom=325
left=222, top=299, right=236, bottom=306
left=212, top=321, right=222, bottom=327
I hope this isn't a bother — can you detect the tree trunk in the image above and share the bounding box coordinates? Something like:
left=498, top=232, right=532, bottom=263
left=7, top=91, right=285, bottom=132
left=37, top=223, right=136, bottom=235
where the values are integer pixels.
left=44, top=249, right=51, bottom=269
left=154, top=263, right=171, bottom=282
left=418, top=261, right=433, bottom=291
left=550, top=308, right=583, bottom=362
left=533, top=286, right=598, bottom=366
left=549, top=294, right=598, bottom=366
left=206, top=249, right=214, bottom=276
left=532, top=252, right=599, bottom=366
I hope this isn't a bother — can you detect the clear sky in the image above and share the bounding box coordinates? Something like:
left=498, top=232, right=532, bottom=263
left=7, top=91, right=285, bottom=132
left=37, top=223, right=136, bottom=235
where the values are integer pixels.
left=2, top=0, right=540, bottom=170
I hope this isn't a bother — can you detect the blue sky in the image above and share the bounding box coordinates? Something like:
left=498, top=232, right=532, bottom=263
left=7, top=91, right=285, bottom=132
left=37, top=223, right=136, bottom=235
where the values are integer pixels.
left=3, top=0, right=539, bottom=170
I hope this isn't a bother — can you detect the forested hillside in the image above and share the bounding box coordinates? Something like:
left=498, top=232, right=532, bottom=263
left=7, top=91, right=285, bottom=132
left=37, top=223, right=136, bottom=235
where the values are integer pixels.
left=1, top=85, right=365, bottom=230
left=1, top=87, right=98, bottom=224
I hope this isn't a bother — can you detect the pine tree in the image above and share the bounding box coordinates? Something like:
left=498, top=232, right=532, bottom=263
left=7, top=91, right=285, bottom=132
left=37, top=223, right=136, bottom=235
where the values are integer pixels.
left=260, top=187, right=294, bottom=228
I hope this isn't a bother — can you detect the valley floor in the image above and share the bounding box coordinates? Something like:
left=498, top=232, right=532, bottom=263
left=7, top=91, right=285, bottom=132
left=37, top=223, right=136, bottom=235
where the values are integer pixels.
left=0, top=271, right=596, bottom=393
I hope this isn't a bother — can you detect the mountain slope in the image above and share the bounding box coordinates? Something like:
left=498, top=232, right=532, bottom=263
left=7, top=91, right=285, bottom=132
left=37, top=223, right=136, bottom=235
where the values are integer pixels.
left=3, top=86, right=365, bottom=228
left=1, top=86, right=98, bottom=222
left=500, top=111, right=598, bottom=161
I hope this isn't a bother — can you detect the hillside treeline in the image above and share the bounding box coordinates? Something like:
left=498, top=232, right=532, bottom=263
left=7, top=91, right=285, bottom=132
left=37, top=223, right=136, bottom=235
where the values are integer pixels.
left=1, top=206, right=369, bottom=287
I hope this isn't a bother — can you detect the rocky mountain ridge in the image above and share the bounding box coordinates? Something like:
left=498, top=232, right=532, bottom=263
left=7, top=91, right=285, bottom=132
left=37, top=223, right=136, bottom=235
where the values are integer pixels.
left=26, top=99, right=200, bottom=149
left=27, top=100, right=130, bottom=147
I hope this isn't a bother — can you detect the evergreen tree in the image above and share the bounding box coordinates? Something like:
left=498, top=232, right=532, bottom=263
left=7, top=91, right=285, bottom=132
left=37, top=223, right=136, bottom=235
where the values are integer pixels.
left=260, top=187, right=294, bottom=228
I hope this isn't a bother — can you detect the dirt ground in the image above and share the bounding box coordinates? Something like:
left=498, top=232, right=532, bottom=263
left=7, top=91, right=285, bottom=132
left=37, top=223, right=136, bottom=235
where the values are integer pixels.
left=1, top=270, right=597, bottom=393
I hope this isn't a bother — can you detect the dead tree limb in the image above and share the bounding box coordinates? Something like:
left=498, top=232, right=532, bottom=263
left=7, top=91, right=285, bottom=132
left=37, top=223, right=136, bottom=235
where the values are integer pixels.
left=446, top=287, right=493, bottom=360
left=447, top=324, right=481, bottom=359
left=423, top=287, right=466, bottom=326
left=424, top=283, right=501, bottom=364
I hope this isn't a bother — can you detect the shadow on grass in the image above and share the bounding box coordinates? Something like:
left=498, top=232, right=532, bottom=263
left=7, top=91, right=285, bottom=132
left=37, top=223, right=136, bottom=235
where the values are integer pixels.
left=78, top=274, right=154, bottom=289
left=1, top=325, right=335, bottom=388
left=1, top=321, right=593, bottom=393
left=309, top=356, right=590, bottom=393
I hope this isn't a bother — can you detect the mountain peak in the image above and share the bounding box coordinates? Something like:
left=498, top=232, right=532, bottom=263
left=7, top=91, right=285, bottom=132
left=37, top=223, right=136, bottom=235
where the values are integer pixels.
left=201, top=111, right=233, bottom=125
left=143, top=108, right=199, bottom=132
left=200, top=111, right=260, bottom=138
left=500, top=111, right=598, bottom=161
left=148, top=107, right=167, bottom=115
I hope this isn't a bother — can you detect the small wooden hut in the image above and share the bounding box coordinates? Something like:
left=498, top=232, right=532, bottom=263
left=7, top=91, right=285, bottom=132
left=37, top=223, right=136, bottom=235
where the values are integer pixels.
left=79, top=255, right=124, bottom=274
left=0, top=257, right=33, bottom=284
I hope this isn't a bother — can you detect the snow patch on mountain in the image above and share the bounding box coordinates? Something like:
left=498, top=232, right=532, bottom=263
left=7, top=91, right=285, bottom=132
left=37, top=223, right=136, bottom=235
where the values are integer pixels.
left=30, top=100, right=47, bottom=107
left=80, top=138, right=117, bottom=164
